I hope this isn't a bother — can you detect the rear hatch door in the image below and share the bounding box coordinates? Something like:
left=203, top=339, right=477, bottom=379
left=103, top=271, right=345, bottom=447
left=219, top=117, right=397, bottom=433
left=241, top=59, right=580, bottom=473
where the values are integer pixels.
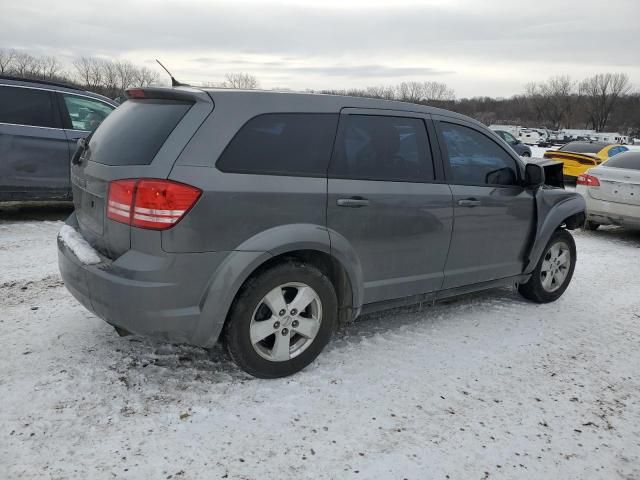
left=71, top=88, right=213, bottom=258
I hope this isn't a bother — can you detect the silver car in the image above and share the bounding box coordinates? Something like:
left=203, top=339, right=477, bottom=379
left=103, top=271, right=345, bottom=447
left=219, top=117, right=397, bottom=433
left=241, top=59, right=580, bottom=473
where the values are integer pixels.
left=58, top=86, right=585, bottom=378
left=577, top=151, right=640, bottom=230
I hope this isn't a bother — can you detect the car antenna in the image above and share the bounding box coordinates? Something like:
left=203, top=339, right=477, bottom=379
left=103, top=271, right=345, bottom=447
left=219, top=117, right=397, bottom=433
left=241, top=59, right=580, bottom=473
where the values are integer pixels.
left=156, top=59, right=189, bottom=87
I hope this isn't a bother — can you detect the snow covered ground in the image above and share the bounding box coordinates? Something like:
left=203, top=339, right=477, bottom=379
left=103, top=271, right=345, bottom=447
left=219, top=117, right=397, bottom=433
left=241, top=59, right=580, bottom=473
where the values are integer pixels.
left=1, top=214, right=640, bottom=480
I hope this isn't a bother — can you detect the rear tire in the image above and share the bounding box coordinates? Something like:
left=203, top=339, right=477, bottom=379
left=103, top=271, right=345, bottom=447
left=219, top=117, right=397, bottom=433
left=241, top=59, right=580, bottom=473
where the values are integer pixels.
left=518, top=229, right=576, bottom=303
left=224, top=261, right=337, bottom=378
left=583, top=220, right=600, bottom=231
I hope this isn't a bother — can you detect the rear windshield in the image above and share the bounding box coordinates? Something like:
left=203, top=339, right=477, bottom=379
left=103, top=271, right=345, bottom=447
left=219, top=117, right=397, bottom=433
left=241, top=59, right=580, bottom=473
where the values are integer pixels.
left=603, top=152, right=640, bottom=170
left=558, top=142, right=606, bottom=154
left=87, top=99, right=192, bottom=166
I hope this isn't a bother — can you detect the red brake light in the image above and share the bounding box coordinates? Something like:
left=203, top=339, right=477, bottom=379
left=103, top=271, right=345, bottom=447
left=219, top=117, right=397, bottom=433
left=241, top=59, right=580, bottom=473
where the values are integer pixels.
left=576, top=173, right=600, bottom=187
left=107, top=179, right=201, bottom=230
left=107, top=179, right=136, bottom=223
left=126, top=88, right=146, bottom=99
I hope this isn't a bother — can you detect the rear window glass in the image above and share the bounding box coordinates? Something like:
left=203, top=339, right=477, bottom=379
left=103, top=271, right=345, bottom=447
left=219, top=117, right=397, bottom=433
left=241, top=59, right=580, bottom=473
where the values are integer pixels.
left=87, top=99, right=192, bottom=166
left=216, top=113, right=339, bottom=177
left=603, top=152, right=640, bottom=170
left=558, top=142, right=606, bottom=154
left=0, top=85, right=57, bottom=128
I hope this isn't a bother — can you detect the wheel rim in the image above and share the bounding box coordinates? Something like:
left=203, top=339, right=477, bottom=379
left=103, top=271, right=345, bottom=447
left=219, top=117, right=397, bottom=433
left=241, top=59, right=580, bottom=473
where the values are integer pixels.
left=249, top=282, right=322, bottom=362
left=540, top=240, right=571, bottom=292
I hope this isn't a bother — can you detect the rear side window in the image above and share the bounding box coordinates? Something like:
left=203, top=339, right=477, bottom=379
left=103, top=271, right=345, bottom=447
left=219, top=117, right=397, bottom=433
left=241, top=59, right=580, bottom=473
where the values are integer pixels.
left=329, top=115, right=434, bottom=182
left=603, top=152, right=640, bottom=170
left=0, top=85, right=57, bottom=128
left=87, top=99, right=192, bottom=166
left=607, top=146, right=628, bottom=158
left=62, top=94, right=114, bottom=132
left=217, top=113, right=338, bottom=177
left=440, top=122, right=519, bottom=186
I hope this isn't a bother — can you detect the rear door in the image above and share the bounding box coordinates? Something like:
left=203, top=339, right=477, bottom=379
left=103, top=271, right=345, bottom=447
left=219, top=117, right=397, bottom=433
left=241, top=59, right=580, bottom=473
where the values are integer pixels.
left=434, top=117, right=535, bottom=289
left=71, top=88, right=213, bottom=258
left=327, top=109, right=453, bottom=304
left=0, top=84, right=70, bottom=200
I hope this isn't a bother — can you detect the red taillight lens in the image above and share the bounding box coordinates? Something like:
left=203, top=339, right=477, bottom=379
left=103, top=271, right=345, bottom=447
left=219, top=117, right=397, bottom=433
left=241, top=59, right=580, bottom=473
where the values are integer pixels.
left=107, top=179, right=136, bottom=223
left=576, top=173, right=600, bottom=187
left=107, top=179, right=201, bottom=230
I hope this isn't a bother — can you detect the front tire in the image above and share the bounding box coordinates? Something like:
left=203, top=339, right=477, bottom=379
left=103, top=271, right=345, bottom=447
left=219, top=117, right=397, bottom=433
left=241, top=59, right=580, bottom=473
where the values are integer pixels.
left=224, top=261, right=337, bottom=378
left=518, top=229, right=576, bottom=303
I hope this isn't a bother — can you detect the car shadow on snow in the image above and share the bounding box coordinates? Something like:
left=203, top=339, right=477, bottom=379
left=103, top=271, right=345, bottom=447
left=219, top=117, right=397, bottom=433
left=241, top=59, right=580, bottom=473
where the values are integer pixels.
left=112, top=286, right=527, bottom=386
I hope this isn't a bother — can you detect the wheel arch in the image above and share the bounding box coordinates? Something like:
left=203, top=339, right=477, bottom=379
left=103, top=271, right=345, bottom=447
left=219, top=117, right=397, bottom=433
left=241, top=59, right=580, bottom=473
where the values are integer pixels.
left=524, top=191, right=585, bottom=274
left=195, top=224, right=363, bottom=347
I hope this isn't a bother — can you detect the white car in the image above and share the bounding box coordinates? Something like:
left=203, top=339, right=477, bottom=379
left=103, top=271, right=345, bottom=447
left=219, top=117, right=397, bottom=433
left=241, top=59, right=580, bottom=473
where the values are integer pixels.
left=576, top=151, right=640, bottom=230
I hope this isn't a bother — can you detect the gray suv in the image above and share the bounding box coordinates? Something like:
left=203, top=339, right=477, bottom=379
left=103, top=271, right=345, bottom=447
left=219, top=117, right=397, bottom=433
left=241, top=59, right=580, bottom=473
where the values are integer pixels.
left=58, top=87, right=585, bottom=378
left=0, top=76, right=116, bottom=201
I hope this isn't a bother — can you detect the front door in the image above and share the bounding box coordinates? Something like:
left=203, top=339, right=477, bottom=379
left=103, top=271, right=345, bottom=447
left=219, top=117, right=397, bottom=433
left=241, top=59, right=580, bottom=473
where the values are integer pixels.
left=327, top=110, right=453, bottom=305
left=434, top=119, right=535, bottom=289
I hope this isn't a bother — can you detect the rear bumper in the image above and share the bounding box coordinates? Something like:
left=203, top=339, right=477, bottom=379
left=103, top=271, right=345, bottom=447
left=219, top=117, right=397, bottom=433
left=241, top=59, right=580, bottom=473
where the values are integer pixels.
left=582, top=193, right=640, bottom=228
left=57, top=213, right=234, bottom=347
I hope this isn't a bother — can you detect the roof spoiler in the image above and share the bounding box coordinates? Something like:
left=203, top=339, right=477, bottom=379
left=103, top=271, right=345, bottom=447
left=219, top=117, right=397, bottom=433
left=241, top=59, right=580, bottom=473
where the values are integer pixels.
left=125, top=87, right=203, bottom=102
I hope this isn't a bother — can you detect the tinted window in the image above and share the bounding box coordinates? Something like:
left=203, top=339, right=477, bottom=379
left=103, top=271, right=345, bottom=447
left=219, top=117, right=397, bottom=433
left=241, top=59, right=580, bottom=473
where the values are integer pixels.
left=62, top=94, right=114, bottom=131
left=440, top=122, right=519, bottom=186
left=498, top=130, right=517, bottom=144
left=0, top=85, right=57, bottom=128
left=603, top=151, right=640, bottom=170
left=607, top=146, right=628, bottom=158
left=329, top=115, right=433, bottom=182
left=87, top=99, right=191, bottom=166
left=217, top=113, right=338, bottom=176
left=558, top=142, right=607, bottom=154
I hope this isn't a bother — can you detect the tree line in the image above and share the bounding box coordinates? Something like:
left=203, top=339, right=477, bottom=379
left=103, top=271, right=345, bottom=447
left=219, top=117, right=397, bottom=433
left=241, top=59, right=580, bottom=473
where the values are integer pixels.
left=1, top=49, right=637, bottom=135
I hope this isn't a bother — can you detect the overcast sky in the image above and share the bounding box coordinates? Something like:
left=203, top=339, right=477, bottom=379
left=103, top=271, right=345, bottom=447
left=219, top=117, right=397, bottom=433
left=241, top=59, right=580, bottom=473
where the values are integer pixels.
left=2, top=0, right=639, bottom=97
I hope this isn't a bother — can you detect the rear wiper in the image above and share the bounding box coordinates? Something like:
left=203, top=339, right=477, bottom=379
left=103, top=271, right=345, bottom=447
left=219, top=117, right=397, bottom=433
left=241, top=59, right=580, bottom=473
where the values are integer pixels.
left=71, top=132, right=93, bottom=165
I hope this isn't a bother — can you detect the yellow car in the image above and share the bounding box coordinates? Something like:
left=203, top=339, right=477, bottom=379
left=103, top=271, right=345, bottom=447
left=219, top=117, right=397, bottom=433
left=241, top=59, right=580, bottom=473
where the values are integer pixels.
left=543, top=141, right=628, bottom=181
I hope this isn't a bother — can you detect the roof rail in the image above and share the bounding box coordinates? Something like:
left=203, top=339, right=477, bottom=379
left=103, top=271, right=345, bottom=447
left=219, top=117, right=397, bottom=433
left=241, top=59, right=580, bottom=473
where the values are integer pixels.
left=0, top=74, right=84, bottom=92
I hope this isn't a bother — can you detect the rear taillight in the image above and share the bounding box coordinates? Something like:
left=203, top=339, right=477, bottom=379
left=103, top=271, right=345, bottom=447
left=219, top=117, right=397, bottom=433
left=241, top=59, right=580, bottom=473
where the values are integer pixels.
left=107, top=179, right=201, bottom=230
left=576, top=173, right=600, bottom=187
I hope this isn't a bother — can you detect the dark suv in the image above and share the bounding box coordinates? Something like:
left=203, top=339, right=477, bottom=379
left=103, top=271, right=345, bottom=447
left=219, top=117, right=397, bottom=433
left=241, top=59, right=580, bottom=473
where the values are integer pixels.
left=58, top=87, right=585, bottom=378
left=0, top=76, right=116, bottom=201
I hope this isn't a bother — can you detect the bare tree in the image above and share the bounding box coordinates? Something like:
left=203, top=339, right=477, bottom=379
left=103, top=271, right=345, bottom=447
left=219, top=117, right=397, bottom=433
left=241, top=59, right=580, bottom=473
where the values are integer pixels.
left=41, top=56, right=63, bottom=79
left=525, top=75, right=575, bottom=129
left=365, top=85, right=396, bottom=100
left=12, top=52, right=38, bottom=77
left=422, top=81, right=455, bottom=102
left=134, top=66, right=159, bottom=87
left=0, top=49, right=16, bottom=74
left=73, top=57, right=104, bottom=89
left=222, top=72, right=260, bottom=89
left=396, top=81, right=424, bottom=103
left=579, top=73, right=632, bottom=131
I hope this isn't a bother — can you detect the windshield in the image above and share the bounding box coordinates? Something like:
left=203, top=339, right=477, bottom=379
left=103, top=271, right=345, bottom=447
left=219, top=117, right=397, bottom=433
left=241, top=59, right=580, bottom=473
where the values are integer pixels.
left=604, top=151, right=640, bottom=170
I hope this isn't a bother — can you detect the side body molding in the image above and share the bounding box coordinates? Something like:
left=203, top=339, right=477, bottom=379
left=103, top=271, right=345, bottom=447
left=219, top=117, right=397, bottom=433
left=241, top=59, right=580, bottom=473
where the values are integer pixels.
left=524, top=189, right=586, bottom=274
left=195, top=223, right=363, bottom=347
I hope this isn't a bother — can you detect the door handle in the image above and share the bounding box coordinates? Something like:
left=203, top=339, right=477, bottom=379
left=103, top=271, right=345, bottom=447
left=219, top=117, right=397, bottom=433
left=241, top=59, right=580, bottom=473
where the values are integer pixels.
left=457, top=198, right=481, bottom=207
left=337, top=197, right=370, bottom=208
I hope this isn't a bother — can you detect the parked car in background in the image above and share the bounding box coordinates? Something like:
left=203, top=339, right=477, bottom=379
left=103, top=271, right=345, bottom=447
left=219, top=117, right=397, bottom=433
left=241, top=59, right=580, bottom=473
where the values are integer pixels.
left=543, top=141, right=628, bottom=183
left=494, top=129, right=532, bottom=157
left=577, top=151, right=640, bottom=230
left=0, top=76, right=117, bottom=202
left=58, top=87, right=585, bottom=378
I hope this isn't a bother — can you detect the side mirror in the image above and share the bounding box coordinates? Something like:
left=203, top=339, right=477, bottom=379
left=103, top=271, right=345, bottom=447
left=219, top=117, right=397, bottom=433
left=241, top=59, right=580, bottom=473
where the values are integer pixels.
left=524, top=163, right=545, bottom=188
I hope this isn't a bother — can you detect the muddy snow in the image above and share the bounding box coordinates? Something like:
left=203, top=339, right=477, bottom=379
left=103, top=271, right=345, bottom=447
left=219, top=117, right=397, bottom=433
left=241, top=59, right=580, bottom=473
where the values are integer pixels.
left=1, top=217, right=639, bottom=479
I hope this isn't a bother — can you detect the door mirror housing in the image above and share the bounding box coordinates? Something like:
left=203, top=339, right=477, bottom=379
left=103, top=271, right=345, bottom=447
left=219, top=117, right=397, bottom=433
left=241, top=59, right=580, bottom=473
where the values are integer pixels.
left=524, top=163, right=545, bottom=188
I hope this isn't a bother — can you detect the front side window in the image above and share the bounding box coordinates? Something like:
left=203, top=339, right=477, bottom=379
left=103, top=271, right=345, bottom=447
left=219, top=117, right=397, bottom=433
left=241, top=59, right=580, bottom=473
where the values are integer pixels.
left=217, top=113, right=338, bottom=176
left=440, top=122, right=519, bottom=186
left=329, top=115, right=434, bottom=182
left=0, top=85, right=57, bottom=128
left=62, top=94, right=115, bottom=131
left=499, top=131, right=518, bottom=145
